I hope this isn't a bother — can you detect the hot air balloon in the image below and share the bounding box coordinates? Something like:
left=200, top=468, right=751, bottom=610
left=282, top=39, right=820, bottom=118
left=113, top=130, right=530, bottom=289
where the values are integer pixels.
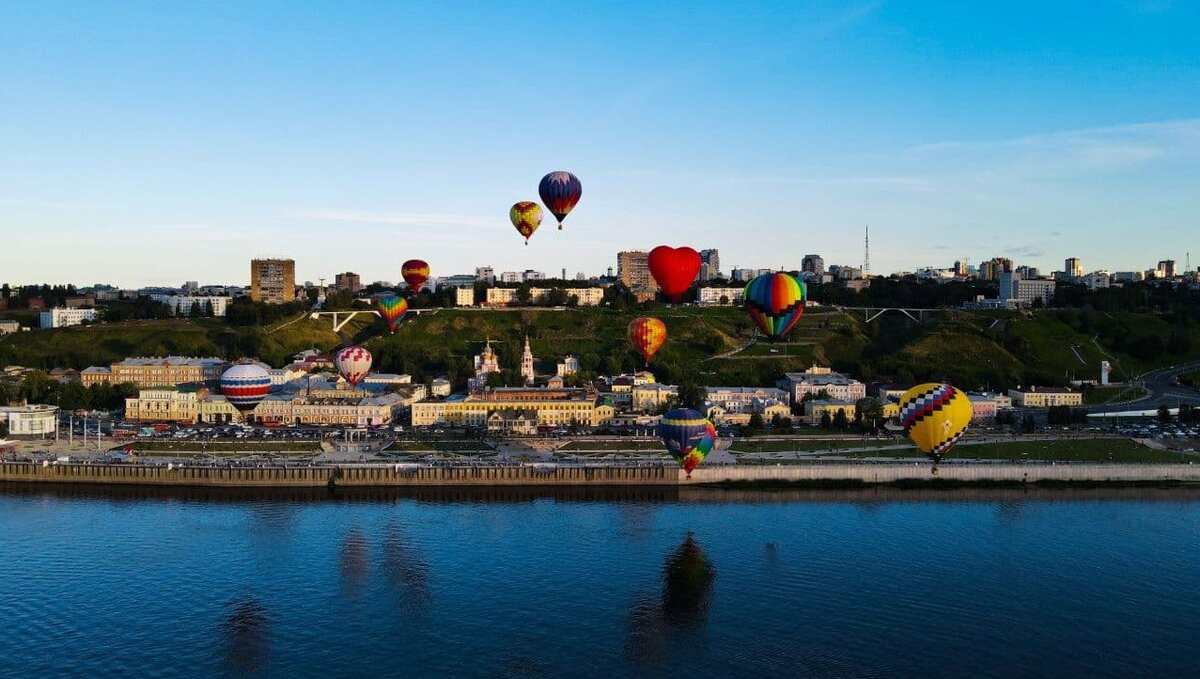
left=628, top=317, right=667, bottom=365
left=647, top=246, right=701, bottom=302
left=538, top=171, right=582, bottom=229
left=510, top=201, right=543, bottom=245
left=401, top=259, right=430, bottom=292
left=219, top=363, right=272, bottom=412
left=898, top=384, right=973, bottom=464
left=335, top=346, right=373, bottom=387
left=657, top=408, right=717, bottom=477
left=743, top=272, right=806, bottom=340
left=375, top=295, right=408, bottom=334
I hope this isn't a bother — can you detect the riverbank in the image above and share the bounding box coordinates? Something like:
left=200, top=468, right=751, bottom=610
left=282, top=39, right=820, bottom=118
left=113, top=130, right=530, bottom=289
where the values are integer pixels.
left=2, top=461, right=1198, bottom=489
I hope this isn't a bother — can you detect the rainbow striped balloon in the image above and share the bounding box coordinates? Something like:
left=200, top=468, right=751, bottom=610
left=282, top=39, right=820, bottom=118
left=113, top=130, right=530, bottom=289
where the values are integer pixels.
left=376, top=295, right=408, bottom=333
left=658, top=408, right=717, bottom=476
left=628, top=317, right=667, bottom=364
left=743, top=272, right=806, bottom=339
left=538, top=171, right=582, bottom=229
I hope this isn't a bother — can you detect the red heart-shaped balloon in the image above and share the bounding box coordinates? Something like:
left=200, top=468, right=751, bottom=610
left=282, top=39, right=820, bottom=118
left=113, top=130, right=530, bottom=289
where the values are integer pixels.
left=648, top=245, right=701, bottom=301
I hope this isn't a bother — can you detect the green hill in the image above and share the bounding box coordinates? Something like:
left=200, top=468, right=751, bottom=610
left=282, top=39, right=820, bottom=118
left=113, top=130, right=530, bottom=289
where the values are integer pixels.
left=2, top=305, right=1196, bottom=391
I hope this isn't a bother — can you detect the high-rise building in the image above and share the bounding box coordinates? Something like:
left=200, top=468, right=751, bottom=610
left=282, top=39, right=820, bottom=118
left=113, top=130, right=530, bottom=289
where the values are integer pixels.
left=475, top=266, right=495, bottom=284
left=698, top=249, right=720, bottom=281
left=334, top=272, right=361, bottom=293
left=1065, top=258, right=1084, bottom=278
left=250, top=259, right=296, bottom=304
left=1158, top=260, right=1176, bottom=278
left=953, top=259, right=970, bottom=277
left=979, top=257, right=1013, bottom=281
left=617, top=251, right=656, bottom=290
left=801, top=254, right=825, bottom=277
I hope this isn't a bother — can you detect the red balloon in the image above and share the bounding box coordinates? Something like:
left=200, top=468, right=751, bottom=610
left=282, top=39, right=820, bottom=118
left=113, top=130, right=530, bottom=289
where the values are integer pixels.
left=648, top=246, right=701, bottom=302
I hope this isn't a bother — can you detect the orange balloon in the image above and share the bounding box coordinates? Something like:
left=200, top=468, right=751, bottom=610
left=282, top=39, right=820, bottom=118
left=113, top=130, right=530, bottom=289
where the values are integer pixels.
left=628, top=317, right=667, bottom=364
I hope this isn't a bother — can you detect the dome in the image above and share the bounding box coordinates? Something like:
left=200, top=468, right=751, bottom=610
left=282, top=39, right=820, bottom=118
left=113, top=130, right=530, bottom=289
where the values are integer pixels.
left=220, top=363, right=272, bottom=410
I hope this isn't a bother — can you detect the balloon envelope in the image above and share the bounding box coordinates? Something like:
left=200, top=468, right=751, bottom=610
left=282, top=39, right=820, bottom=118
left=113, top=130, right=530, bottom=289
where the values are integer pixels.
left=898, top=384, right=973, bottom=460
left=658, top=408, right=717, bottom=475
left=375, top=295, right=408, bottom=333
left=401, top=260, right=430, bottom=292
left=538, top=171, right=582, bottom=228
left=743, top=272, right=806, bottom=339
left=510, top=201, right=543, bottom=244
left=219, top=363, right=271, bottom=411
left=628, top=317, right=667, bottom=364
left=647, top=246, right=701, bottom=302
left=335, top=346, right=373, bottom=387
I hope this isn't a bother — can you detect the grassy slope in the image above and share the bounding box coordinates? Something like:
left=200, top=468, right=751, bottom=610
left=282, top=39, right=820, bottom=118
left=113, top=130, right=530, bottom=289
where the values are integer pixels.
left=3, top=306, right=1196, bottom=390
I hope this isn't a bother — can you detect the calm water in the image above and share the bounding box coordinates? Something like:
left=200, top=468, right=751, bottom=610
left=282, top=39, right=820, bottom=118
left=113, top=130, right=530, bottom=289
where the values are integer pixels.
left=1, top=485, right=1198, bottom=678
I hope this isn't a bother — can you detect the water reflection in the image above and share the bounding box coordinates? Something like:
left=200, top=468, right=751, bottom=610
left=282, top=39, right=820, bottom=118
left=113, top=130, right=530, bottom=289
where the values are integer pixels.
left=381, top=521, right=432, bottom=617
left=661, top=532, right=717, bottom=629
left=339, top=527, right=369, bottom=595
left=220, top=597, right=271, bottom=677
left=626, top=532, right=718, bottom=666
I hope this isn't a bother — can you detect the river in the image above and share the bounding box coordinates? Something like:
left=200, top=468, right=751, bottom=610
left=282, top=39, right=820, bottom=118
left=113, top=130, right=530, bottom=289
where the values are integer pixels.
left=1, top=484, right=1197, bottom=677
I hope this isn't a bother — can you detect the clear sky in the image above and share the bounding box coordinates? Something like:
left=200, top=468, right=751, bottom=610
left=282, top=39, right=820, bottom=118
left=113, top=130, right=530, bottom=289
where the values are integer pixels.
left=2, top=1, right=1198, bottom=287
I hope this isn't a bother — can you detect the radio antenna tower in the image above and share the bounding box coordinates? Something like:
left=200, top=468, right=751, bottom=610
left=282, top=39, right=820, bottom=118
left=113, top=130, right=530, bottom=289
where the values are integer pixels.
left=864, top=224, right=870, bottom=277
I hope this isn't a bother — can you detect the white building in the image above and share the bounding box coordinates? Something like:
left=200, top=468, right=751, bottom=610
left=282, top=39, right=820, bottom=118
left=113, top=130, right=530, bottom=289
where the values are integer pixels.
left=520, top=337, right=536, bottom=385
left=778, top=365, right=866, bottom=404
left=704, top=386, right=790, bottom=412
left=40, top=307, right=98, bottom=329
left=557, top=356, right=580, bottom=377
left=999, top=272, right=1056, bottom=307
left=430, top=378, right=452, bottom=397
left=150, top=295, right=231, bottom=317
left=698, top=287, right=745, bottom=306
left=0, top=404, right=59, bottom=437
left=486, top=288, right=518, bottom=305
left=0, top=320, right=21, bottom=335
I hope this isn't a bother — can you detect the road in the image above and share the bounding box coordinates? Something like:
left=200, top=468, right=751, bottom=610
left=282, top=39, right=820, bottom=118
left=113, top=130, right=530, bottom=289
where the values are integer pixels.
left=1086, top=359, right=1200, bottom=413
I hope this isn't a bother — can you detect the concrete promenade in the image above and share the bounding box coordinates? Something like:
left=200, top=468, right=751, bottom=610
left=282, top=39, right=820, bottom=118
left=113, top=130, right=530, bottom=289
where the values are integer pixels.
left=2, top=461, right=1198, bottom=488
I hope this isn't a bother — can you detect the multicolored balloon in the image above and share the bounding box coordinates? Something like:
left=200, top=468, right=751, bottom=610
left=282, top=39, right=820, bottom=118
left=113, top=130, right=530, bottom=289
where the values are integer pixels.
left=647, top=246, right=701, bottom=302
left=219, top=363, right=271, bottom=411
left=658, top=408, right=717, bottom=477
left=510, top=201, right=543, bottom=245
left=401, top=259, right=430, bottom=292
left=335, top=346, right=373, bottom=387
left=628, top=317, right=667, bottom=364
left=898, top=384, right=973, bottom=462
left=743, top=272, right=806, bottom=339
left=375, top=295, right=408, bottom=333
left=538, top=171, right=582, bottom=229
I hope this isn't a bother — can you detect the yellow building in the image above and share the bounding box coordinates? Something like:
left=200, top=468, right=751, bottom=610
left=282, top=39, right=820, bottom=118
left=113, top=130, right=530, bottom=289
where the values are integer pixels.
left=631, top=383, right=677, bottom=413
left=107, top=357, right=228, bottom=388
left=124, top=388, right=200, bottom=422
left=412, top=388, right=611, bottom=429
left=1006, top=387, right=1083, bottom=408
left=803, top=399, right=857, bottom=425
left=253, top=394, right=398, bottom=427
left=198, top=395, right=243, bottom=424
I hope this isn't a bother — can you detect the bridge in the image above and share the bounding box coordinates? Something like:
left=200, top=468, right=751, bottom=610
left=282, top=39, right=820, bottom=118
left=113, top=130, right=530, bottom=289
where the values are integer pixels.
left=833, top=306, right=941, bottom=323
left=308, top=308, right=436, bottom=332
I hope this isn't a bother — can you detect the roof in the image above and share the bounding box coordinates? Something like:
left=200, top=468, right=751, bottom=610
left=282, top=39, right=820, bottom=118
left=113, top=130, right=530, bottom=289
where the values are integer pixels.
left=704, top=386, right=787, bottom=395
left=115, top=356, right=227, bottom=368
left=81, top=366, right=111, bottom=374
left=782, top=372, right=862, bottom=386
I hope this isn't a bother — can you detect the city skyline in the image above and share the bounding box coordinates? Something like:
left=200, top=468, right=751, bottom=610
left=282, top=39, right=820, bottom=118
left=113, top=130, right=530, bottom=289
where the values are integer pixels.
left=3, top=2, right=1199, bottom=286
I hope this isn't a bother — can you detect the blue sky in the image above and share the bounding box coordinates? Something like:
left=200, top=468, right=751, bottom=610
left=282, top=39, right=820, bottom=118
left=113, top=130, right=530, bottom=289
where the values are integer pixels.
left=2, top=1, right=1197, bottom=287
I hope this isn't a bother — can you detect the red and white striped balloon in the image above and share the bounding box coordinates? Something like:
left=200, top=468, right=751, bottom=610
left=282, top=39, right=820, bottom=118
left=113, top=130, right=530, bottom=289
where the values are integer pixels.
left=335, top=346, right=372, bottom=387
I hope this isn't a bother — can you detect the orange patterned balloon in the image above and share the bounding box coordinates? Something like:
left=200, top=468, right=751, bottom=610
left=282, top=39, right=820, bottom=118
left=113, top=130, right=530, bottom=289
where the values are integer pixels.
left=628, top=317, right=667, bottom=364
left=510, top=201, right=543, bottom=245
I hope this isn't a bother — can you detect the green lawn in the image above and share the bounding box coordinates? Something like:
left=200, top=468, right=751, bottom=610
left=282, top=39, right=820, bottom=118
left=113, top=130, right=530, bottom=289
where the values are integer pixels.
left=557, top=440, right=666, bottom=452
left=825, top=438, right=1179, bottom=463
left=1084, top=385, right=1148, bottom=405
left=124, top=440, right=322, bottom=452
left=732, top=438, right=904, bottom=453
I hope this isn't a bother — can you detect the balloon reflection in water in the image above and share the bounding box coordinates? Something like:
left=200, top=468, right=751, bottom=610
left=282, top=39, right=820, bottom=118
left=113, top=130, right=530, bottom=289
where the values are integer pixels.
left=339, top=527, right=369, bottom=595
left=221, top=597, right=271, bottom=676
left=625, top=532, right=717, bottom=665
left=382, top=522, right=432, bottom=616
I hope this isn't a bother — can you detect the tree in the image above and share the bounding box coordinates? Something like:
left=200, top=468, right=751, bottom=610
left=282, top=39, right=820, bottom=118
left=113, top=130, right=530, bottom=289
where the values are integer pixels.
left=1158, top=405, right=1173, bottom=423
left=746, top=412, right=764, bottom=434
left=819, top=412, right=833, bottom=429
left=855, top=397, right=883, bottom=433
left=1021, top=414, right=1036, bottom=434
left=772, top=415, right=792, bottom=431
left=832, top=408, right=849, bottom=429
left=675, top=381, right=707, bottom=411
left=204, top=300, right=215, bottom=317
left=1178, top=403, right=1196, bottom=424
